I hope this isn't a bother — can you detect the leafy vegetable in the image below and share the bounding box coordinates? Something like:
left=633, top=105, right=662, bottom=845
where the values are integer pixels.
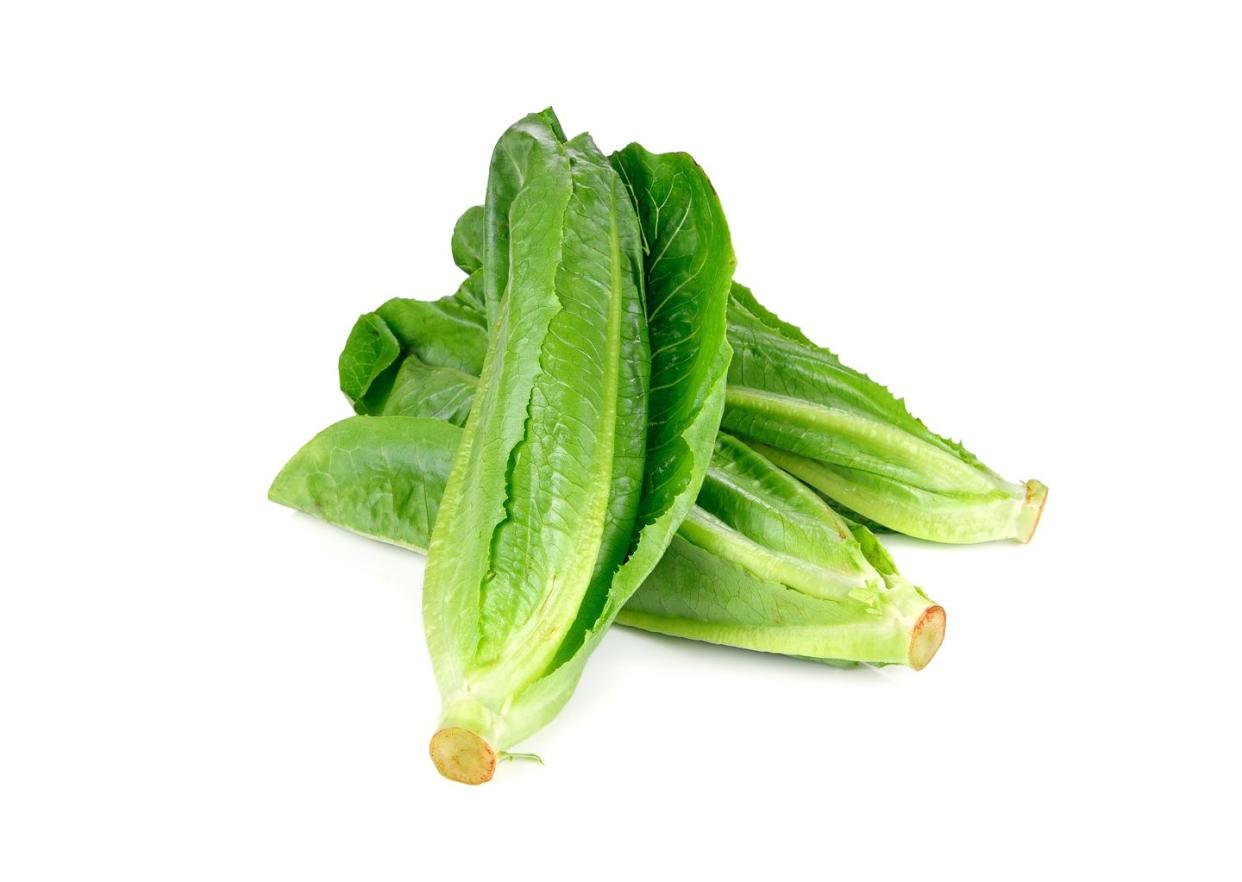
left=307, top=133, right=955, bottom=682
left=450, top=205, right=485, bottom=275
left=628, top=433, right=943, bottom=669
left=269, top=416, right=459, bottom=552
left=723, top=283, right=1046, bottom=543
left=376, top=357, right=478, bottom=426
left=339, top=285, right=487, bottom=416
left=296, top=152, right=948, bottom=674
left=417, top=112, right=734, bottom=784
left=272, top=107, right=1040, bottom=786
left=420, top=110, right=649, bottom=783
left=271, top=417, right=946, bottom=672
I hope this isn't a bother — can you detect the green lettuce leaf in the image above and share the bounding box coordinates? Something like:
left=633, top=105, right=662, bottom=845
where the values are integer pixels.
left=339, top=283, right=487, bottom=415
left=450, top=205, right=485, bottom=274
left=269, top=416, right=459, bottom=552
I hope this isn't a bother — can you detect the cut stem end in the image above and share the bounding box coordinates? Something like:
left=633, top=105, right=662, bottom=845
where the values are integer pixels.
left=907, top=605, right=946, bottom=670
left=429, top=727, right=496, bottom=785
left=1017, top=480, right=1048, bottom=543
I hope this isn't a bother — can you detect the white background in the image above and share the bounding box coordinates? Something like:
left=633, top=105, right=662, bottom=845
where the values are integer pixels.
left=3, top=2, right=1239, bottom=879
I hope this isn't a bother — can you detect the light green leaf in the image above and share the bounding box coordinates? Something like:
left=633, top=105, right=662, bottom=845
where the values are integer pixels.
left=268, top=416, right=460, bottom=552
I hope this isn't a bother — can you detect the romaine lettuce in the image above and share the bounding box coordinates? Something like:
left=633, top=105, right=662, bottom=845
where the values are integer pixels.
left=418, top=113, right=733, bottom=782
left=270, top=417, right=946, bottom=674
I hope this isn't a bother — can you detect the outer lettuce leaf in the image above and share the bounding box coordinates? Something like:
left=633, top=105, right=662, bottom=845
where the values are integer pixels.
left=339, top=283, right=487, bottom=415
left=479, top=111, right=569, bottom=330
left=376, top=358, right=477, bottom=426
left=450, top=205, right=485, bottom=274
left=269, top=416, right=460, bottom=552
left=338, top=312, right=401, bottom=409
left=339, top=204, right=487, bottom=417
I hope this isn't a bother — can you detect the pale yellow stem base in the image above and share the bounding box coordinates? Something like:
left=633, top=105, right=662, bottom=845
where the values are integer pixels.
left=429, top=727, right=496, bottom=785
left=907, top=605, right=946, bottom=671
left=1017, top=480, right=1049, bottom=544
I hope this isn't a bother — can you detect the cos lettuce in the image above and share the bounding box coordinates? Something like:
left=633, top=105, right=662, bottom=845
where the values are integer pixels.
left=420, top=113, right=732, bottom=783
left=722, top=285, right=1047, bottom=543
left=418, top=112, right=650, bottom=783
left=271, top=418, right=945, bottom=671
left=269, top=107, right=1044, bottom=786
